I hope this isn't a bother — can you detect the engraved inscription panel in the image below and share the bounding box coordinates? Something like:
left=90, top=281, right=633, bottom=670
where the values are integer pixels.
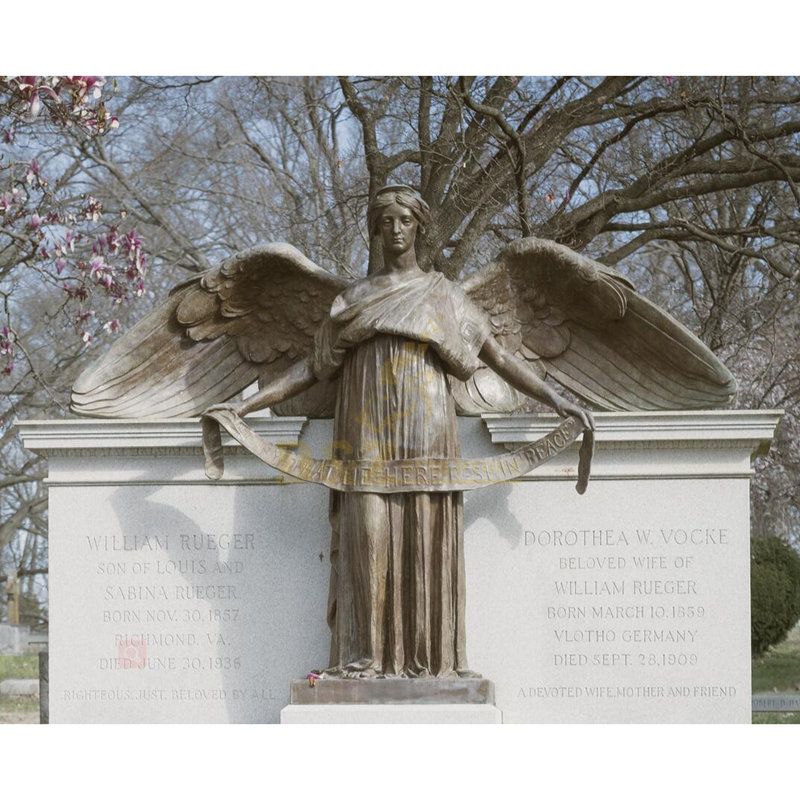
left=48, top=475, right=330, bottom=723
left=464, top=477, right=751, bottom=723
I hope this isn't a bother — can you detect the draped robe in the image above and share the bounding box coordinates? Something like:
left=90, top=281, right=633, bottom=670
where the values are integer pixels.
left=312, top=270, right=491, bottom=677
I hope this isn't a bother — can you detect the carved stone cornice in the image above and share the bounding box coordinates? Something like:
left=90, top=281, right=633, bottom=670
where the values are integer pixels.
left=16, top=416, right=307, bottom=455
left=481, top=410, right=783, bottom=458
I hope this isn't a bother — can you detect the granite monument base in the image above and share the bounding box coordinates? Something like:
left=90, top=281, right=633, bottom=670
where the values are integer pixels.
left=18, top=410, right=780, bottom=723
left=289, top=677, right=495, bottom=704
left=282, top=677, right=501, bottom=723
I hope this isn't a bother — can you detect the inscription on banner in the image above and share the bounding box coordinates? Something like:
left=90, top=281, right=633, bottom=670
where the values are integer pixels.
left=204, top=408, right=589, bottom=492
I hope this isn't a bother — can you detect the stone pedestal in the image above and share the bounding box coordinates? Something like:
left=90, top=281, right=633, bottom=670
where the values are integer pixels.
left=290, top=676, right=495, bottom=704
left=281, top=677, right=501, bottom=723
left=18, top=410, right=780, bottom=723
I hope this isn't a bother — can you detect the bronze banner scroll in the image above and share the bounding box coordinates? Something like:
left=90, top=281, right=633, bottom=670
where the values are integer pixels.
left=202, top=409, right=593, bottom=494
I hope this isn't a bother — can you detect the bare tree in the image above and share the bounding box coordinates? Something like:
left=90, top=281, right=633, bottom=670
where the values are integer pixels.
left=4, top=76, right=799, bottom=628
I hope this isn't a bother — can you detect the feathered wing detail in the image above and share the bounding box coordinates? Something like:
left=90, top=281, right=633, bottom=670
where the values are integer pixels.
left=450, top=260, right=528, bottom=414
left=459, top=237, right=737, bottom=413
left=71, top=243, right=350, bottom=419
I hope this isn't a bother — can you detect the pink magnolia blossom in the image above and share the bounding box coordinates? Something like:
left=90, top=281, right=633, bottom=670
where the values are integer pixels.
left=25, top=159, right=41, bottom=185
left=0, top=326, right=14, bottom=374
left=106, top=228, right=119, bottom=253
left=27, top=94, right=42, bottom=119
left=65, top=76, right=105, bottom=100
left=306, top=672, right=321, bottom=687
left=89, top=256, right=106, bottom=275
left=84, top=196, right=102, bottom=222
left=1, top=77, right=147, bottom=379
left=123, top=229, right=142, bottom=252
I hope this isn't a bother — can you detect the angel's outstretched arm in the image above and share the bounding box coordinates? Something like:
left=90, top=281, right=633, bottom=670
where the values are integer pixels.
left=208, top=355, right=319, bottom=418
left=479, top=337, right=595, bottom=431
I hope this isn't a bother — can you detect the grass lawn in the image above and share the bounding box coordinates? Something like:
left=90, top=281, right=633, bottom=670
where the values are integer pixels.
left=0, top=694, right=38, bottom=721
left=0, top=654, right=40, bottom=724
left=752, top=625, right=800, bottom=693
left=752, top=625, right=800, bottom=724
left=753, top=712, right=800, bottom=724
left=0, top=653, right=39, bottom=682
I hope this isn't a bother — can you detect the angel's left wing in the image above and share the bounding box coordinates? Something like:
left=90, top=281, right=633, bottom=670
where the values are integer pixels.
left=71, top=244, right=350, bottom=419
left=458, top=237, right=736, bottom=413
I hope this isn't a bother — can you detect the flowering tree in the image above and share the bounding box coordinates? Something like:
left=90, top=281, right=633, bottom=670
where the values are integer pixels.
left=0, top=77, right=147, bottom=372
left=0, top=77, right=147, bottom=625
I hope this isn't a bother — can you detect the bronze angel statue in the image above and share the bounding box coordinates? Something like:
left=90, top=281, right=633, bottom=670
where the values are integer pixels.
left=71, top=185, right=736, bottom=680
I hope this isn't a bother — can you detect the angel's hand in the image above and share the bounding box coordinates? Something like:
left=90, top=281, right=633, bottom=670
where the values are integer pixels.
left=554, top=398, right=595, bottom=432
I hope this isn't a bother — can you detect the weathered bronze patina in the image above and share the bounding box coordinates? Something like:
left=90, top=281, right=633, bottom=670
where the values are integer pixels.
left=71, top=185, right=736, bottom=680
left=202, top=407, right=591, bottom=493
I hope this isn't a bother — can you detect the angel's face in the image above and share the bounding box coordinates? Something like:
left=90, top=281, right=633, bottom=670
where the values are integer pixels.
left=379, top=202, right=419, bottom=256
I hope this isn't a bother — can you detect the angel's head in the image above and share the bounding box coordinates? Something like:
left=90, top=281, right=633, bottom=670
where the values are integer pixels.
left=368, top=185, right=431, bottom=256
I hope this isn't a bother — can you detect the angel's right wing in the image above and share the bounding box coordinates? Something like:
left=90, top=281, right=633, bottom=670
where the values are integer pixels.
left=70, top=243, right=350, bottom=419
left=460, top=238, right=737, bottom=413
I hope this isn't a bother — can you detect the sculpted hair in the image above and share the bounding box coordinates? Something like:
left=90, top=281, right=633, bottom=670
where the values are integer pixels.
left=368, top=185, right=431, bottom=237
